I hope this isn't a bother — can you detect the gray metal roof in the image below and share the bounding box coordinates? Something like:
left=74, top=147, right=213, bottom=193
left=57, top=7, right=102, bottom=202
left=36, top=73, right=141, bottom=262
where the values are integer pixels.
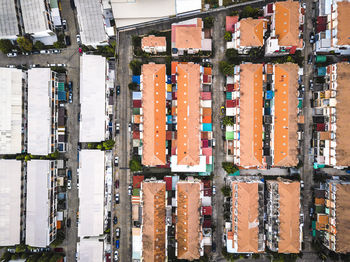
left=0, top=0, right=19, bottom=38
left=20, top=0, right=49, bottom=34
left=75, top=0, right=108, bottom=46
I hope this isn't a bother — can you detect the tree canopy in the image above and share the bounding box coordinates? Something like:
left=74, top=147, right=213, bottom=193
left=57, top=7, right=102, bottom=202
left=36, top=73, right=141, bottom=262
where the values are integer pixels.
left=0, top=39, right=14, bottom=53
left=17, top=36, right=33, bottom=51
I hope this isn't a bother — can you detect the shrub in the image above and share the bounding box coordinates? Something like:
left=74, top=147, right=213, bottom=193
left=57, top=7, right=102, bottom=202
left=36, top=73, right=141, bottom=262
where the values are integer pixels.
left=222, top=116, right=234, bottom=126
left=203, top=16, right=214, bottom=29
left=129, top=60, right=143, bottom=75
left=219, top=61, right=235, bottom=76
left=224, top=31, right=232, bottom=42
left=102, top=139, right=115, bottom=150
left=0, top=39, right=14, bottom=53
left=128, top=82, right=138, bottom=91
left=240, top=6, right=262, bottom=19
left=222, top=162, right=239, bottom=174
left=129, top=157, right=142, bottom=172
left=221, top=186, right=231, bottom=197
left=17, top=36, right=33, bottom=51
left=132, top=35, right=141, bottom=48
left=34, top=41, right=45, bottom=50
left=225, top=48, right=239, bottom=64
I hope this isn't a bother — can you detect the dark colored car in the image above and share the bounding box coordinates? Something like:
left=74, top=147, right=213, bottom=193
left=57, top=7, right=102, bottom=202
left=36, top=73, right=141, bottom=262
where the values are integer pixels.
left=65, top=35, right=71, bottom=46
left=67, top=218, right=71, bottom=228
left=68, top=81, right=73, bottom=91
left=115, top=180, right=119, bottom=188
left=115, top=193, right=120, bottom=204
left=113, top=216, right=118, bottom=225
left=54, top=248, right=64, bottom=253
left=67, top=169, right=72, bottom=180
left=116, top=85, right=120, bottom=95
left=115, top=240, right=120, bottom=249
left=115, top=227, right=120, bottom=238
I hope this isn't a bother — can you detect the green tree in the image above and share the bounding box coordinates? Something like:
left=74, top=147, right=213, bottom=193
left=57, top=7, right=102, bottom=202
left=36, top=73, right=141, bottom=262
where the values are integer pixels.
left=53, top=41, right=65, bottom=49
left=222, top=162, right=238, bottom=174
left=240, top=6, right=261, bottom=19
left=47, top=150, right=59, bottom=159
left=34, top=40, right=45, bottom=50
left=49, top=254, right=63, bottom=262
left=219, top=61, right=235, bottom=76
left=38, top=253, right=53, bottom=262
left=129, top=60, right=143, bottom=75
left=222, top=116, right=234, bottom=126
left=15, top=243, right=27, bottom=253
left=50, top=230, right=65, bottom=247
left=221, top=186, right=231, bottom=197
left=1, top=252, right=11, bottom=262
left=0, top=39, right=14, bottom=53
left=225, top=48, right=239, bottom=64
left=128, top=82, right=138, bottom=91
left=132, top=35, right=141, bottom=48
left=129, top=157, right=142, bottom=172
left=102, top=139, right=115, bottom=150
left=17, top=36, right=33, bottom=52
left=25, top=154, right=32, bottom=162
left=224, top=31, right=232, bottom=41
left=203, top=16, right=214, bottom=29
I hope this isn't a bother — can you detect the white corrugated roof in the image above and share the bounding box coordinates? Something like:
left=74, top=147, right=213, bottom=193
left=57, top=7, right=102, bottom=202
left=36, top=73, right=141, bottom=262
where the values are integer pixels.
left=20, top=0, right=49, bottom=34
left=0, top=160, right=21, bottom=246
left=78, top=150, right=105, bottom=238
left=176, top=0, right=201, bottom=14
left=79, top=55, right=106, bottom=143
left=75, top=0, right=108, bottom=46
left=0, top=0, right=19, bottom=38
left=26, top=160, right=51, bottom=247
left=27, top=68, right=52, bottom=155
left=78, top=238, right=104, bottom=262
left=0, top=68, right=23, bottom=154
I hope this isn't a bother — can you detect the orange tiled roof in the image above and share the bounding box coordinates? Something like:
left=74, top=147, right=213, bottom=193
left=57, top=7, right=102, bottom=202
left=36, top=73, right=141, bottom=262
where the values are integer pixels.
left=174, top=18, right=202, bottom=49
left=239, top=64, right=263, bottom=167
left=335, top=183, right=350, bottom=253
left=141, top=35, right=166, bottom=48
left=176, top=182, right=201, bottom=260
left=337, top=2, right=350, bottom=46
left=275, top=0, right=300, bottom=46
left=177, top=63, right=201, bottom=166
left=315, top=198, right=325, bottom=205
left=142, top=64, right=166, bottom=166
left=231, top=181, right=259, bottom=253
left=274, top=63, right=298, bottom=167
left=142, top=182, right=166, bottom=262
left=204, top=67, right=212, bottom=75
left=240, top=18, right=266, bottom=47
left=335, top=63, right=350, bottom=166
left=278, top=181, right=300, bottom=253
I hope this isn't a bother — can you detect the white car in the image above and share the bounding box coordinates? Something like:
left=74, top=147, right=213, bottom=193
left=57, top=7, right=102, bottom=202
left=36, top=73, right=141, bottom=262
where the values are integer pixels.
left=212, top=185, right=216, bottom=195
left=67, top=180, right=71, bottom=190
left=76, top=34, right=81, bottom=45
left=128, top=185, right=132, bottom=196
left=7, top=52, right=17, bottom=57
left=128, top=123, right=132, bottom=132
left=114, top=250, right=119, bottom=261
left=62, top=19, right=67, bottom=30
left=40, top=50, right=50, bottom=54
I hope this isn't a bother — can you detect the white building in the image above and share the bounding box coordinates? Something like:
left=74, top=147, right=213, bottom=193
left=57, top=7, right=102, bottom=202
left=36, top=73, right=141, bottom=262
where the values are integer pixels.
left=77, top=238, right=104, bottom=262
left=111, top=0, right=201, bottom=28
left=75, top=0, right=109, bottom=47
left=26, top=160, right=57, bottom=247
left=0, top=160, right=22, bottom=246
left=0, top=68, right=24, bottom=154
left=77, top=150, right=105, bottom=238
left=0, top=0, right=20, bottom=40
left=20, top=0, right=57, bottom=44
left=27, top=68, right=57, bottom=155
left=79, top=55, right=107, bottom=143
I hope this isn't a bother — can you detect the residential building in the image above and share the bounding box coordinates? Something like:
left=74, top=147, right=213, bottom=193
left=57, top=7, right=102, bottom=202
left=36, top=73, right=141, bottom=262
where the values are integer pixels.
left=225, top=63, right=299, bottom=168
left=110, top=0, right=201, bottom=28
left=228, top=18, right=268, bottom=54
left=226, top=177, right=265, bottom=253
left=141, top=64, right=167, bottom=166
left=314, top=180, right=350, bottom=253
left=0, top=0, right=20, bottom=40
left=171, top=18, right=212, bottom=56
left=20, top=0, right=56, bottom=44
left=27, top=68, right=58, bottom=156
left=142, top=35, right=167, bottom=54
left=75, top=0, right=109, bottom=47
left=266, top=178, right=301, bottom=253
left=141, top=181, right=167, bottom=262
left=77, top=238, right=105, bottom=262
left=26, top=160, right=57, bottom=247
left=0, top=68, right=24, bottom=154
left=170, top=62, right=210, bottom=172
left=313, top=62, right=350, bottom=168
left=264, top=0, right=304, bottom=55
left=79, top=55, right=107, bottom=143
left=316, top=0, right=350, bottom=54
left=0, top=160, right=22, bottom=246
left=175, top=180, right=202, bottom=260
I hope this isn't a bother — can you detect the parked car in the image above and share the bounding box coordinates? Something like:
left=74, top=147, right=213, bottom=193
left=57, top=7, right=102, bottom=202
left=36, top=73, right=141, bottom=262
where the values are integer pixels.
left=113, top=216, right=118, bottom=225
left=308, top=54, right=313, bottom=64
left=128, top=185, right=132, bottom=196
left=116, top=85, right=120, bottom=95
left=24, top=52, right=31, bottom=56
left=7, top=52, right=17, bottom=57
left=67, top=180, right=72, bottom=189
left=66, top=218, right=71, bottom=228
left=114, top=156, right=119, bottom=167
left=76, top=34, right=81, bottom=45
left=69, top=92, right=73, bottom=103
left=65, top=35, right=71, bottom=46
left=52, top=49, right=61, bottom=54
left=115, top=123, right=120, bottom=134
left=115, top=180, right=119, bottom=188
left=6, top=64, right=16, bottom=68
left=114, top=250, right=119, bottom=261
left=128, top=123, right=132, bottom=132
left=212, top=185, right=216, bottom=195
left=115, top=240, right=120, bottom=249
left=68, top=81, right=73, bottom=91
left=300, top=180, right=304, bottom=189
left=54, top=248, right=64, bottom=252
left=62, top=19, right=67, bottom=30
left=40, top=50, right=50, bottom=54
left=220, top=106, right=225, bottom=115
left=212, top=138, right=216, bottom=147
left=309, top=32, right=315, bottom=44
left=7, top=248, right=16, bottom=253
left=115, top=227, right=120, bottom=238
left=67, top=169, right=72, bottom=180
left=57, top=63, right=66, bottom=67
left=30, top=64, right=40, bottom=68
left=32, top=50, right=40, bottom=54
left=115, top=193, right=120, bottom=204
